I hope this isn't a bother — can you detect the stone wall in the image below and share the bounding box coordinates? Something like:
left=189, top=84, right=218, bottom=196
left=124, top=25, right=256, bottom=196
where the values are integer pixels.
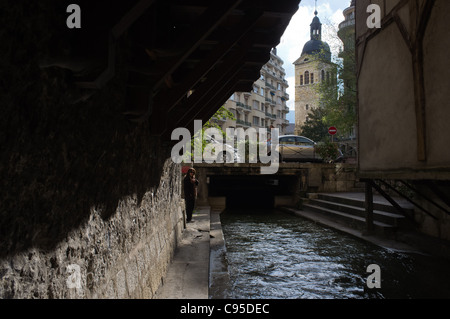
left=0, top=67, right=186, bottom=297
left=1, top=159, right=184, bottom=299
left=0, top=69, right=185, bottom=297
left=302, top=163, right=361, bottom=193
left=0, top=3, right=185, bottom=297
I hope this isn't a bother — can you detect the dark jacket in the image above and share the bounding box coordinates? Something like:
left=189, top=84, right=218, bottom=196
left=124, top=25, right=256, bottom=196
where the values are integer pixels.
left=184, top=175, right=198, bottom=200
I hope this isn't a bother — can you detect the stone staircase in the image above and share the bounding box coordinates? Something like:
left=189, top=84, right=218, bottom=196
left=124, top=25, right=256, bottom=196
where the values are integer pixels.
left=303, top=193, right=415, bottom=237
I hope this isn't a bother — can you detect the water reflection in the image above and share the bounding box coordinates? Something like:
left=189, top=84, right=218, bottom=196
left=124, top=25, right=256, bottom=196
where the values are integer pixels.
left=221, top=209, right=450, bottom=299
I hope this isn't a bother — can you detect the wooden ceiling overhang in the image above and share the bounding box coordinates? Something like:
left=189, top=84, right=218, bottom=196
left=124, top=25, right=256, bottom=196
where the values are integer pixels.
left=56, top=0, right=300, bottom=140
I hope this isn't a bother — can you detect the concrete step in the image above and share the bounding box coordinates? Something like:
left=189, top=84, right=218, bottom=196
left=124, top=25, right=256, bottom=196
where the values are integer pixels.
left=315, top=193, right=415, bottom=217
left=350, top=187, right=365, bottom=192
left=303, top=203, right=397, bottom=236
left=308, top=198, right=406, bottom=227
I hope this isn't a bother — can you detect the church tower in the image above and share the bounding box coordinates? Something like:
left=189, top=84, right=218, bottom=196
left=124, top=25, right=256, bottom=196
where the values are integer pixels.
left=293, top=10, right=334, bottom=136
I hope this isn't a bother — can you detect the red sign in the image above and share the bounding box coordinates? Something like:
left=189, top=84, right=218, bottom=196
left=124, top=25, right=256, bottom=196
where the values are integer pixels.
left=181, top=166, right=191, bottom=174
left=328, top=127, right=337, bottom=135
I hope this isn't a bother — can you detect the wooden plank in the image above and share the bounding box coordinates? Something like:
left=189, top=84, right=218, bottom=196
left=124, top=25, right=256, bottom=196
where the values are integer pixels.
left=410, top=0, right=435, bottom=162
left=112, top=0, right=156, bottom=39
left=183, top=68, right=261, bottom=136
left=364, top=180, right=374, bottom=234
left=170, top=54, right=245, bottom=128
left=148, top=0, right=243, bottom=91
left=152, top=9, right=264, bottom=114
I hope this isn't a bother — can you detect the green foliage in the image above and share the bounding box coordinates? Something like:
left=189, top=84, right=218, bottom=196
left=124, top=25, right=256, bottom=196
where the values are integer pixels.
left=204, top=106, right=236, bottom=132
left=315, top=140, right=340, bottom=162
left=321, top=49, right=356, bottom=136
left=300, top=107, right=329, bottom=142
left=201, top=105, right=236, bottom=148
left=182, top=105, right=236, bottom=162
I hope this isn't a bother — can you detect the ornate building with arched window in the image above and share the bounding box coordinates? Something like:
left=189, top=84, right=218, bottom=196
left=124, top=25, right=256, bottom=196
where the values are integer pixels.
left=293, top=10, right=335, bottom=136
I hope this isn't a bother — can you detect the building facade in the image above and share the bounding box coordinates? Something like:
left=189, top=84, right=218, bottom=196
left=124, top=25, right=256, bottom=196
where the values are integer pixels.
left=338, top=0, right=356, bottom=93
left=293, top=11, right=334, bottom=136
left=337, top=0, right=357, bottom=154
left=356, top=0, right=450, bottom=241
left=338, top=0, right=355, bottom=62
left=218, top=48, right=290, bottom=136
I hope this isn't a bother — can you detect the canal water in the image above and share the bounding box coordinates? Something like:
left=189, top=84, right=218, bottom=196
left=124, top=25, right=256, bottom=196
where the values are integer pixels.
left=220, top=208, right=450, bottom=299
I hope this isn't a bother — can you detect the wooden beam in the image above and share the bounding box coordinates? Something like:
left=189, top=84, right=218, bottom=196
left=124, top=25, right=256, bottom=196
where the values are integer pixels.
left=197, top=81, right=251, bottom=123
left=112, top=0, right=156, bottom=39
left=195, top=69, right=261, bottom=119
left=158, top=52, right=266, bottom=138
left=410, top=0, right=435, bottom=162
left=132, top=0, right=244, bottom=124
left=181, top=68, right=260, bottom=136
left=152, top=9, right=264, bottom=114
left=178, top=64, right=263, bottom=121
left=169, top=53, right=245, bottom=128
left=187, top=75, right=239, bottom=138
left=364, top=180, right=374, bottom=234
left=156, top=38, right=253, bottom=132
left=148, top=0, right=243, bottom=92
left=238, top=0, right=300, bottom=15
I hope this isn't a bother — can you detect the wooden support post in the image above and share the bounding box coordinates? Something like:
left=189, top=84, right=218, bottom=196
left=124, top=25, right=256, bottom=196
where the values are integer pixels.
left=364, top=180, right=374, bottom=235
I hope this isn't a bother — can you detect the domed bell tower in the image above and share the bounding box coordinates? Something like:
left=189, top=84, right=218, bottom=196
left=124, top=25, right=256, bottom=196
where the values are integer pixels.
left=310, top=11, right=322, bottom=41
left=293, top=8, right=335, bottom=136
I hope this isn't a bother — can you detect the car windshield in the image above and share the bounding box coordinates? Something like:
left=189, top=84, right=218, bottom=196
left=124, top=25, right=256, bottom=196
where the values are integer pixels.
left=295, top=137, right=313, bottom=146
left=280, top=137, right=295, bottom=144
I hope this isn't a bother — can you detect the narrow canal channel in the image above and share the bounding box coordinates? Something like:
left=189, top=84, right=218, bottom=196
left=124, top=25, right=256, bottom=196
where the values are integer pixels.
left=220, top=208, right=450, bottom=299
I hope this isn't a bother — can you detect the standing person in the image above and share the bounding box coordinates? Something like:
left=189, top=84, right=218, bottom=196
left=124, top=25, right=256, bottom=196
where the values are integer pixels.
left=183, top=168, right=198, bottom=222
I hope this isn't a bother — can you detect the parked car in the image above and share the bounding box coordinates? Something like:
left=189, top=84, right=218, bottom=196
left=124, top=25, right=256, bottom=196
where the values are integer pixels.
left=275, top=135, right=343, bottom=163
left=276, top=135, right=318, bottom=162
left=203, top=134, right=241, bottom=163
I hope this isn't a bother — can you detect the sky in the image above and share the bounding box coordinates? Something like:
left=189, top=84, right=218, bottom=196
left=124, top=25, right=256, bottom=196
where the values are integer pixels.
left=276, top=0, right=353, bottom=123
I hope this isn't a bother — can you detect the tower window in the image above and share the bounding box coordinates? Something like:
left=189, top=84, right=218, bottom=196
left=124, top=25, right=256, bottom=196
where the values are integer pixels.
left=321, top=70, right=325, bottom=82
left=311, top=73, right=314, bottom=84
left=300, top=75, right=303, bottom=85
left=305, top=71, right=310, bottom=85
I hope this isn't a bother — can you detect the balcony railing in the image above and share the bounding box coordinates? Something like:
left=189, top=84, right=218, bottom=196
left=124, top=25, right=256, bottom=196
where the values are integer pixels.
left=236, top=119, right=252, bottom=127
left=211, top=116, right=226, bottom=123
left=236, top=101, right=251, bottom=111
left=265, top=82, right=277, bottom=90
left=338, top=18, right=355, bottom=30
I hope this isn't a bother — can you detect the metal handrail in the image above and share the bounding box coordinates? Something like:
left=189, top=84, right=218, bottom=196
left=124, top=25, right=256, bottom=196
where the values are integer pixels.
left=375, top=179, right=438, bottom=220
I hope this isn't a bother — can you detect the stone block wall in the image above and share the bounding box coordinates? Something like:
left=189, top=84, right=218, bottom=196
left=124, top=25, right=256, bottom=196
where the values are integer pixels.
left=1, top=160, right=184, bottom=299
left=0, top=4, right=185, bottom=297
left=307, top=163, right=360, bottom=193
left=293, top=57, right=335, bottom=135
